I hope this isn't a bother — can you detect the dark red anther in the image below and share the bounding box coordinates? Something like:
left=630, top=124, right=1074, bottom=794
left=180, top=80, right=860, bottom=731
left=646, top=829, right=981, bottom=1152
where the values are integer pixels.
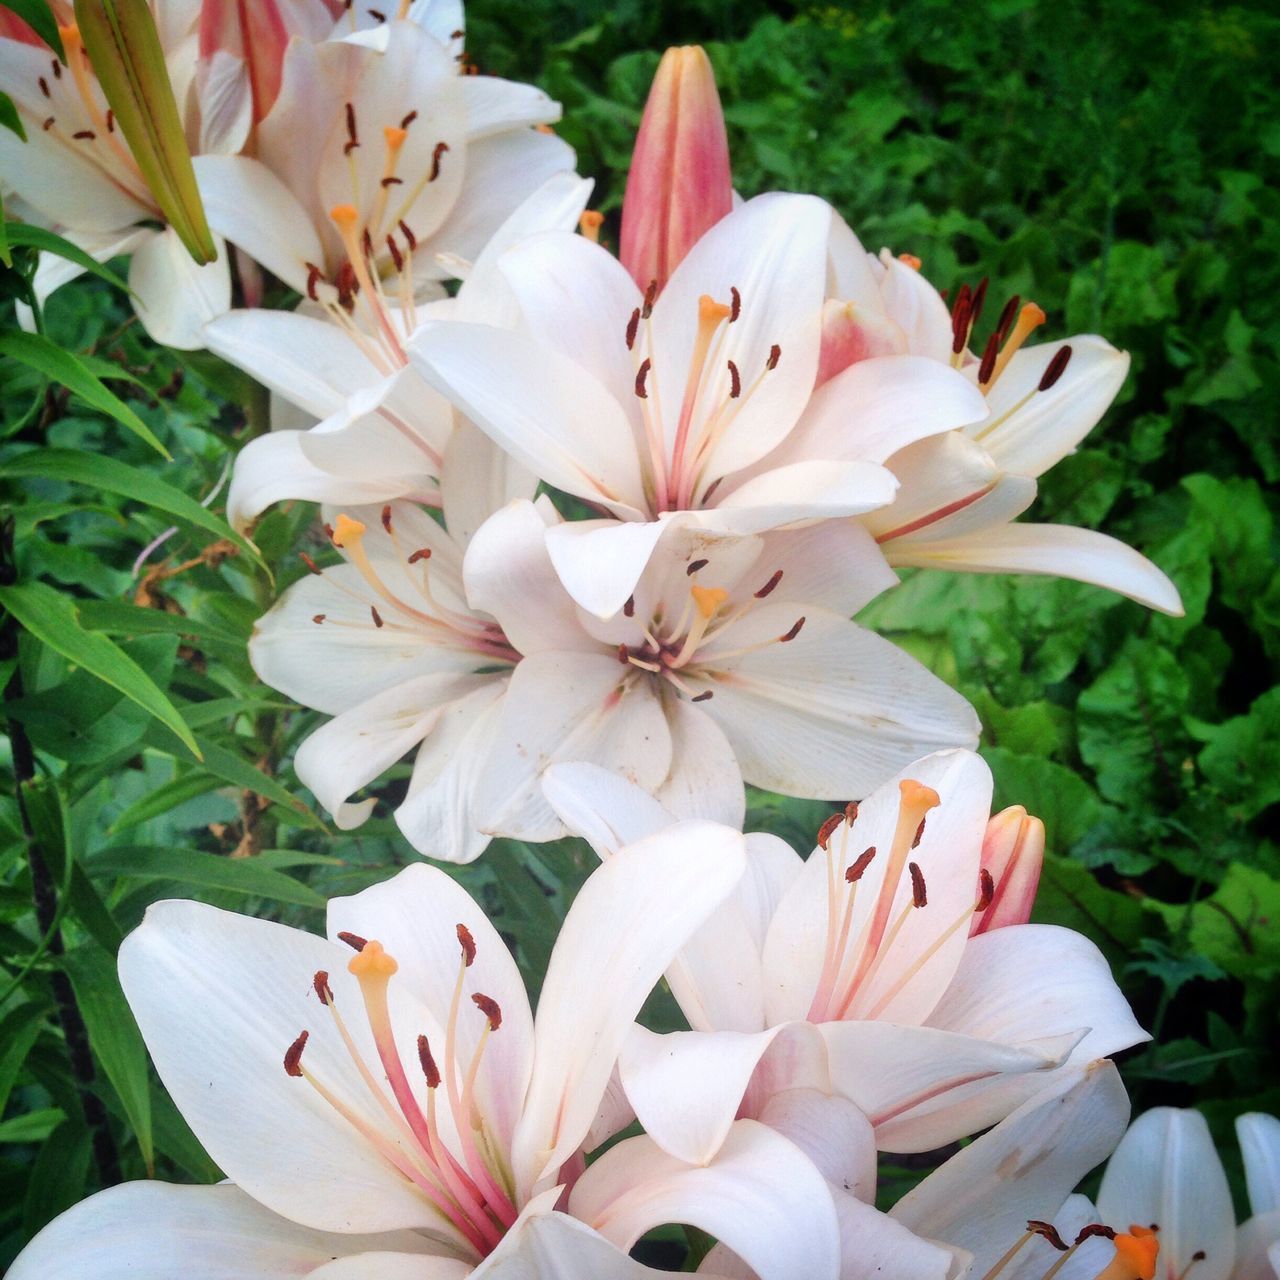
left=73, top=129, right=95, bottom=140
left=702, top=476, right=724, bottom=503
left=846, top=846, right=876, bottom=882
left=969, top=277, right=989, bottom=328
left=313, top=971, right=332, bottom=1005
left=361, top=228, right=374, bottom=260
left=407, top=547, right=432, bottom=564
left=729, top=286, right=741, bottom=322
left=1074, top=1225, right=1116, bottom=1243
left=617, top=643, right=630, bottom=665
left=105, top=108, right=114, bottom=132
left=370, top=606, right=384, bottom=628
left=385, top=235, right=404, bottom=271
left=335, top=261, right=359, bottom=307
left=400, top=110, right=418, bottom=129
left=367, top=6, right=385, bottom=18
left=284, top=1030, right=309, bottom=1077
left=38, top=75, right=49, bottom=96
left=323, top=522, right=336, bottom=542
left=429, top=140, right=449, bottom=182
left=625, top=307, right=641, bottom=350
left=382, top=175, right=404, bottom=188
left=305, top=262, right=323, bottom=301
left=912, top=816, right=927, bottom=849
left=691, top=690, right=714, bottom=702
left=951, top=298, right=971, bottom=355
left=42, top=116, right=54, bottom=130
left=380, top=505, right=393, bottom=533
left=754, top=569, right=783, bottom=599
left=994, top=294, right=1020, bottom=342
left=909, top=861, right=927, bottom=908
left=398, top=219, right=417, bottom=251
left=623, top=595, right=635, bottom=617
left=300, top=552, right=322, bottom=575
left=51, top=58, right=61, bottom=78
left=779, top=616, right=805, bottom=643
left=337, top=931, right=368, bottom=952
left=641, top=280, right=657, bottom=319
left=1037, top=344, right=1073, bottom=392
left=976, top=867, right=995, bottom=912
left=1027, top=1222, right=1068, bottom=1251
left=472, top=993, right=502, bottom=1030
left=343, top=101, right=359, bottom=154
left=727, top=359, right=741, bottom=398
left=456, top=923, right=476, bottom=967
left=766, top=344, right=781, bottom=371
left=845, top=801, right=859, bottom=823
left=817, top=812, right=844, bottom=851
left=1191, top=1252, right=1206, bottom=1262
left=634, top=358, right=651, bottom=399
left=977, top=331, right=1000, bottom=386
left=312, top=613, right=325, bottom=624
left=950, top=282, right=972, bottom=321
left=417, top=1034, right=441, bottom=1088
left=686, top=558, right=708, bottom=576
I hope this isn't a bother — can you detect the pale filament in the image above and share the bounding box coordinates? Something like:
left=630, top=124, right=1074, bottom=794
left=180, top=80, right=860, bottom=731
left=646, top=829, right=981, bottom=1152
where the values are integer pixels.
left=980, top=1223, right=1160, bottom=1280
left=285, top=933, right=518, bottom=1257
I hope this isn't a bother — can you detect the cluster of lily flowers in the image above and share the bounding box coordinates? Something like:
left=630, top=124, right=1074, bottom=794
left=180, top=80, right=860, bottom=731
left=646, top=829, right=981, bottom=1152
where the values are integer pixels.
left=2, top=3, right=1269, bottom=1278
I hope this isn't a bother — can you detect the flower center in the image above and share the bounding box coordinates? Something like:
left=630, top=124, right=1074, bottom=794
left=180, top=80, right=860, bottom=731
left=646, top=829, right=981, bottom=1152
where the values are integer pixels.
left=981, top=1221, right=1161, bottom=1280
left=626, top=285, right=782, bottom=513
left=283, top=926, right=517, bottom=1257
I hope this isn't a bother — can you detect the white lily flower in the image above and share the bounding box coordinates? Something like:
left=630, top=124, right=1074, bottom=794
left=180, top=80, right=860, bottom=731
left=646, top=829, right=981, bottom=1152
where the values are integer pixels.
left=409, top=191, right=990, bottom=618
left=210, top=170, right=592, bottom=530
left=542, top=750, right=1147, bottom=1166
left=254, top=492, right=977, bottom=857
left=192, top=18, right=573, bottom=317
left=10, top=835, right=850, bottom=1279
left=0, top=3, right=231, bottom=347
left=1088, top=1108, right=1280, bottom=1280
left=806, top=222, right=1183, bottom=614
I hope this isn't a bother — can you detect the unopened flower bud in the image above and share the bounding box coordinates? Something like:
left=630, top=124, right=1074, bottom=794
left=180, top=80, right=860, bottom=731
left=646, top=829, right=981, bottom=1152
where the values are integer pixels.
left=969, top=805, right=1044, bottom=935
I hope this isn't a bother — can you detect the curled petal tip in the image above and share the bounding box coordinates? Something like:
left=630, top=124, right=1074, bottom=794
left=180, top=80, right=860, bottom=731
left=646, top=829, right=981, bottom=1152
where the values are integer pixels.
left=970, top=805, right=1044, bottom=935
left=619, top=44, right=733, bottom=293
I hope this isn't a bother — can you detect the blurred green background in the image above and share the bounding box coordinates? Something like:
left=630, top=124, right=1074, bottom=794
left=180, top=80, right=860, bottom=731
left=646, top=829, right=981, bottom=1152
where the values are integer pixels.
left=1, top=0, right=1277, bottom=1267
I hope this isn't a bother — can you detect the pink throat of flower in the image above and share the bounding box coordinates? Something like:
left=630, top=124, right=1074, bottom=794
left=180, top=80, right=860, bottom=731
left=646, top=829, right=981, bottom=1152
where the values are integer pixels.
left=804, top=780, right=994, bottom=1024
left=627, top=283, right=782, bottom=513
left=283, top=925, right=517, bottom=1257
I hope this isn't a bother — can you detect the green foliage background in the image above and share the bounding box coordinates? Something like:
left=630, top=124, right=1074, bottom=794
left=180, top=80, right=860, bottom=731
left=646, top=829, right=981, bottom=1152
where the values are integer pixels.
left=0, top=0, right=1277, bottom=1266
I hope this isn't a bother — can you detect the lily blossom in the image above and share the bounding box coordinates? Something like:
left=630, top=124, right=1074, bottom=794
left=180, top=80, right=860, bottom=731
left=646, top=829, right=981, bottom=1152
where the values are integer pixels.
left=810, top=226, right=1183, bottom=614
left=0, top=2, right=231, bottom=346
left=619, top=44, right=733, bottom=295
left=11, top=833, right=850, bottom=1279
left=1089, top=1107, right=1280, bottom=1280
left=542, top=750, right=1146, bottom=1163
left=970, top=804, right=1044, bottom=935
left=192, top=18, right=573, bottom=313
left=410, top=191, right=990, bottom=618
left=210, top=171, right=591, bottom=530
left=252, top=494, right=977, bottom=857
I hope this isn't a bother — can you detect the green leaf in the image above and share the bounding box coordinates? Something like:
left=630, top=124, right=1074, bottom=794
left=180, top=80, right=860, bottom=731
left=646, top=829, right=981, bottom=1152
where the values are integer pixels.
left=0, top=449, right=267, bottom=575
left=0, top=1108, right=65, bottom=1144
left=0, top=581, right=201, bottom=759
left=1033, top=852, right=1148, bottom=967
left=88, top=845, right=327, bottom=909
left=1191, top=687, right=1280, bottom=823
left=3, top=0, right=65, bottom=58
left=78, top=598, right=246, bottom=651
left=62, top=942, right=153, bottom=1169
left=2, top=223, right=130, bottom=292
left=106, top=772, right=223, bottom=832
left=0, top=1003, right=48, bottom=1115
left=0, top=331, right=169, bottom=457
left=0, top=92, right=24, bottom=146
left=23, top=1119, right=91, bottom=1237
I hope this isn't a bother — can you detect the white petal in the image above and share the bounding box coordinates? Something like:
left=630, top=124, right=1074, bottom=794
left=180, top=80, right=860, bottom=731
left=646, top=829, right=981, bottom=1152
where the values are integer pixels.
left=1097, top=1108, right=1236, bottom=1280
left=544, top=515, right=684, bottom=620
left=194, top=154, right=324, bottom=294
left=713, top=459, right=900, bottom=529
left=475, top=1209, right=676, bottom=1280
left=328, top=863, right=534, bottom=1160
left=541, top=761, right=675, bottom=854
left=473, top=653, right=672, bottom=841
left=29, top=226, right=149, bottom=311
left=888, top=522, right=1185, bottom=615
left=461, top=75, right=561, bottom=138
left=892, top=1062, right=1131, bottom=1276
left=757, top=1088, right=877, bottom=1201
left=572, top=1121, right=840, bottom=1280
left=512, top=821, right=747, bottom=1196
left=294, top=672, right=491, bottom=828
left=977, top=336, right=1128, bottom=477
left=395, top=679, right=508, bottom=863
left=877, top=253, right=955, bottom=364
left=440, top=418, right=539, bottom=545
left=1240, top=1114, right=1280, bottom=1217
left=654, top=698, right=745, bottom=827
left=652, top=193, right=830, bottom=478
left=410, top=321, right=645, bottom=514
left=128, top=228, right=232, bottom=349
left=310, top=1255, right=473, bottom=1280
left=748, top=521, right=898, bottom=618
left=228, top=431, right=366, bottom=531
left=696, top=609, right=981, bottom=801
left=831, top=1191, right=960, bottom=1280
left=462, top=500, right=587, bottom=655
left=1235, top=1210, right=1280, bottom=1280
left=5, top=1182, right=447, bottom=1280
left=118, top=902, right=454, bottom=1235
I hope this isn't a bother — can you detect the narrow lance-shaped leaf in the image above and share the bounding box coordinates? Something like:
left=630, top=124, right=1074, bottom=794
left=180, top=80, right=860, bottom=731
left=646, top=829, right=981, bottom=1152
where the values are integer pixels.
left=71, top=0, right=216, bottom=263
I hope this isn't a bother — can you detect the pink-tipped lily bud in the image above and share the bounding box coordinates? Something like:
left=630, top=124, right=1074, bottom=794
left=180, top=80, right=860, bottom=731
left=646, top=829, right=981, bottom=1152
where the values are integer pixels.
left=970, top=805, right=1044, bottom=935
left=619, top=44, right=733, bottom=295
left=815, top=298, right=908, bottom=387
